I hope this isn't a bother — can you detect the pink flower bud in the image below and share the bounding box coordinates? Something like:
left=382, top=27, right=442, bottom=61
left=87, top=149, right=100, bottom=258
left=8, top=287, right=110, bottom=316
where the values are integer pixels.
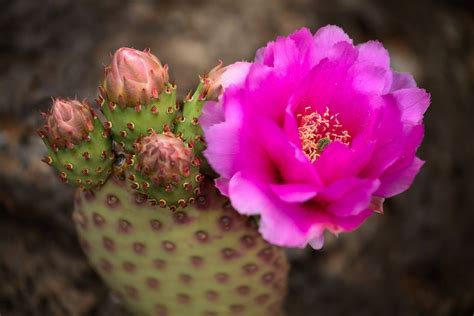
left=44, top=99, right=94, bottom=149
left=104, top=48, right=169, bottom=107
left=205, top=61, right=251, bottom=101
left=135, top=132, right=193, bottom=185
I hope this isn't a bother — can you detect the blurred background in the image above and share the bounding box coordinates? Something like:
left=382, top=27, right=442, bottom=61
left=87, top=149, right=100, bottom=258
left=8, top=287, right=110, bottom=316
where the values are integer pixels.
left=0, top=0, right=473, bottom=315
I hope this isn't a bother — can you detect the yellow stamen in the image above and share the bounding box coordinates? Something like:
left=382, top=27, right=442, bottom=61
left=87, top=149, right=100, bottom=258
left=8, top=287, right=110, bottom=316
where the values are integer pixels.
left=297, top=106, right=351, bottom=162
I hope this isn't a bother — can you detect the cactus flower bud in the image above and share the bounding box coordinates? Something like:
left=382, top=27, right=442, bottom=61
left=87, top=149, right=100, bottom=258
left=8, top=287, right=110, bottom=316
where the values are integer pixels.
left=130, top=132, right=201, bottom=209
left=204, top=61, right=251, bottom=100
left=44, top=98, right=94, bottom=149
left=135, top=132, right=192, bottom=185
left=39, top=98, right=113, bottom=190
left=103, top=47, right=169, bottom=107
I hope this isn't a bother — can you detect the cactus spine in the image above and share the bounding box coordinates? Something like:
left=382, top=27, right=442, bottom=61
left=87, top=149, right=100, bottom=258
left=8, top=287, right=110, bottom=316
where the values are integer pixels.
left=40, top=47, right=289, bottom=316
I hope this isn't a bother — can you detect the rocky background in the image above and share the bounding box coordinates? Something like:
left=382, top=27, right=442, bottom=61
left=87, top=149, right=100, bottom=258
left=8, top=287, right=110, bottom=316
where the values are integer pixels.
left=0, top=0, right=473, bottom=315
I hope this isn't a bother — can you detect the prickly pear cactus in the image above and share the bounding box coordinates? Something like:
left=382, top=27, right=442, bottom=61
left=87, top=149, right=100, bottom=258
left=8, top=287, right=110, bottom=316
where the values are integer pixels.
left=39, top=47, right=290, bottom=316
left=74, top=177, right=288, bottom=316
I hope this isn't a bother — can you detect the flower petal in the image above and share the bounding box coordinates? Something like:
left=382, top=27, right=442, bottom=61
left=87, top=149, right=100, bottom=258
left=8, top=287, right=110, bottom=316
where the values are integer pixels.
left=270, top=183, right=319, bottom=203
left=256, top=117, right=322, bottom=186
left=312, top=25, right=353, bottom=65
left=219, top=62, right=252, bottom=91
left=228, top=172, right=313, bottom=247
left=215, top=178, right=230, bottom=196
left=390, top=72, right=416, bottom=91
left=377, top=157, right=425, bottom=197
left=319, top=178, right=380, bottom=216
left=256, top=27, right=314, bottom=69
left=200, top=100, right=225, bottom=129
left=391, top=88, right=430, bottom=126
left=350, top=63, right=389, bottom=95
left=357, top=41, right=390, bottom=70
left=203, top=120, right=241, bottom=178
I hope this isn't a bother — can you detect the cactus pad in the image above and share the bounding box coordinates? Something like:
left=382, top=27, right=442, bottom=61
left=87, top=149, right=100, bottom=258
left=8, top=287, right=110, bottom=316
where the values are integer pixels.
left=73, top=177, right=288, bottom=316
left=41, top=117, right=114, bottom=190
left=175, top=81, right=206, bottom=154
left=101, top=83, right=178, bottom=152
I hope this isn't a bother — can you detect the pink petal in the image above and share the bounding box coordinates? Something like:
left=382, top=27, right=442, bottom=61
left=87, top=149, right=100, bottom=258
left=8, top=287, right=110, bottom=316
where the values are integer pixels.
left=319, top=178, right=380, bottom=216
left=354, top=41, right=392, bottom=94
left=255, top=28, right=314, bottom=69
left=391, top=88, right=430, bottom=126
left=243, top=64, right=293, bottom=122
left=357, top=41, right=390, bottom=70
left=219, top=62, right=252, bottom=91
left=315, top=142, right=370, bottom=184
left=256, top=117, right=322, bottom=186
left=270, top=183, right=319, bottom=203
left=283, top=99, right=302, bottom=147
left=200, top=100, right=224, bottom=129
left=350, top=63, right=389, bottom=95
left=308, top=234, right=325, bottom=249
left=330, top=208, right=374, bottom=232
left=228, top=172, right=314, bottom=247
left=203, top=120, right=241, bottom=178
left=215, top=178, right=230, bottom=196
left=376, top=157, right=425, bottom=197
left=360, top=97, right=405, bottom=178
left=312, top=25, right=353, bottom=65
left=390, top=72, right=416, bottom=91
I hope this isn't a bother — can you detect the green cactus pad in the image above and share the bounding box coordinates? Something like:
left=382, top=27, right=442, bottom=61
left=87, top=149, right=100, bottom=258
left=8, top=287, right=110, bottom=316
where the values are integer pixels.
left=73, top=177, right=288, bottom=316
left=42, top=117, right=114, bottom=190
left=101, top=83, right=178, bottom=152
left=175, top=80, right=206, bottom=155
left=127, top=168, right=202, bottom=211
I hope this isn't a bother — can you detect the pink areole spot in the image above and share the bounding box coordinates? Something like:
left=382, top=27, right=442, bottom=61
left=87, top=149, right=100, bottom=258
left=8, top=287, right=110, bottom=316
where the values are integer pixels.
left=205, top=290, right=219, bottom=301
left=162, top=241, right=176, bottom=252
left=153, top=258, right=167, bottom=270
left=155, top=304, right=168, bottom=316
left=255, top=293, right=270, bottom=305
left=215, top=272, right=230, bottom=283
left=146, top=277, right=160, bottom=289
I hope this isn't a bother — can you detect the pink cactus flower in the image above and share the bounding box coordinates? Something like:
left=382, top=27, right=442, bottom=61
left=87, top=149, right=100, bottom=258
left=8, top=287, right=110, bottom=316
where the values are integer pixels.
left=103, top=48, right=169, bottom=107
left=201, top=26, right=430, bottom=249
left=44, top=98, right=94, bottom=149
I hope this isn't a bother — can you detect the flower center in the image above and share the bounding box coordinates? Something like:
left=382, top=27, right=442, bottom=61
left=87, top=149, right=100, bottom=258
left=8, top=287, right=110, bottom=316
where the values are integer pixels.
left=297, top=106, right=351, bottom=162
